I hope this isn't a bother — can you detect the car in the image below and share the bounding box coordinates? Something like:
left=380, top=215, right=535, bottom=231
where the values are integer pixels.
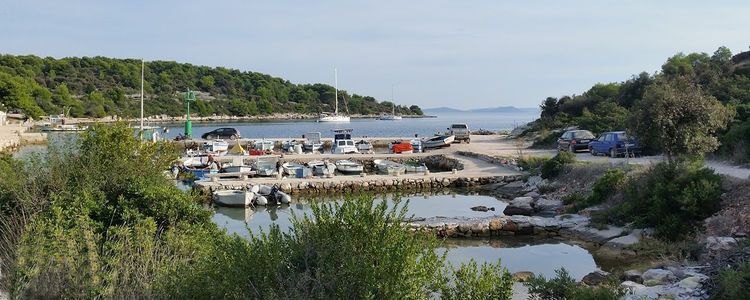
left=201, top=128, right=241, bottom=140
left=588, top=131, right=642, bottom=158
left=557, top=130, right=595, bottom=152
left=449, top=123, right=471, bottom=143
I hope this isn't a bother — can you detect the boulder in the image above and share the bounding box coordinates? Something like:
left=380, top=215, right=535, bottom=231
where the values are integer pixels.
left=678, top=276, right=703, bottom=293
left=534, top=198, right=563, bottom=214
left=489, top=220, right=502, bottom=230
left=524, top=191, right=540, bottom=198
left=642, top=269, right=676, bottom=286
left=503, top=197, right=535, bottom=216
left=704, top=236, right=738, bottom=258
left=624, top=269, right=643, bottom=284
left=492, top=180, right=524, bottom=196
left=582, top=270, right=611, bottom=286
left=512, top=271, right=535, bottom=282
left=502, top=221, right=518, bottom=231
left=602, top=230, right=642, bottom=249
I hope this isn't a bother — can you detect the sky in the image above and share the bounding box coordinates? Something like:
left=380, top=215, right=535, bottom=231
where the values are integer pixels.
left=1, top=1, right=749, bottom=109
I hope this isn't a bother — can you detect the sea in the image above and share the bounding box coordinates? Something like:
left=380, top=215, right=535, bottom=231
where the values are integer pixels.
left=158, top=112, right=539, bottom=139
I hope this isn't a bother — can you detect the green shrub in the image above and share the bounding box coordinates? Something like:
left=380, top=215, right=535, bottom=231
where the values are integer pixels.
left=713, top=260, right=750, bottom=300
left=537, top=183, right=559, bottom=194
left=562, top=192, right=586, bottom=205
left=540, top=151, right=577, bottom=179
left=525, top=268, right=628, bottom=300
left=518, top=156, right=551, bottom=176
left=595, top=160, right=722, bottom=241
left=440, top=259, right=514, bottom=300
left=555, top=150, right=576, bottom=164
left=530, top=129, right=561, bottom=149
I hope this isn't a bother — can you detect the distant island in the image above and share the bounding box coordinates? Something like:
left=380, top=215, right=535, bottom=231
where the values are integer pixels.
left=0, top=54, right=424, bottom=119
left=423, top=106, right=540, bottom=114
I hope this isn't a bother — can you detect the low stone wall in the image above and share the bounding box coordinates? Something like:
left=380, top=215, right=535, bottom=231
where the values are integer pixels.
left=281, top=154, right=462, bottom=174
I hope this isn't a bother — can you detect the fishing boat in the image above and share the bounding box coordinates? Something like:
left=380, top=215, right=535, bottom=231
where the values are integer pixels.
left=422, top=135, right=455, bottom=149
left=355, top=140, right=373, bottom=154
left=335, top=160, right=363, bottom=174
left=331, top=129, right=358, bottom=154
left=303, top=132, right=323, bottom=153
left=318, top=67, right=351, bottom=122
left=213, top=190, right=255, bottom=207
left=389, top=140, right=414, bottom=154
left=253, top=139, right=275, bottom=151
left=307, top=160, right=336, bottom=176
left=203, top=140, right=229, bottom=154
left=404, top=161, right=428, bottom=173
left=373, top=159, right=406, bottom=175
left=40, top=109, right=87, bottom=132
left=252, top=156, right=279, bottom=176
left=282, top=162, right=306, bottom=176
left=282, top=140, right=302, bottom=153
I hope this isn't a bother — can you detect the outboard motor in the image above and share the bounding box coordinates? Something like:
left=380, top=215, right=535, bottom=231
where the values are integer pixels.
left=268, top=184, right=281, bottom=205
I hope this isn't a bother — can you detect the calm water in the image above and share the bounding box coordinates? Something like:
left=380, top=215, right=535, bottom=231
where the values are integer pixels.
left=159, top=112, right=538, bottom=139
left=212, top=192, right=508, bottom=236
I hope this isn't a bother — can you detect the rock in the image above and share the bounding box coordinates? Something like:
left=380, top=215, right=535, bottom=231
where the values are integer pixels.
left=470, top=205, right=495, bottom=212
left=512, top=271, right=535, bottom=282
left=503, top=197, right=535, bottom=216
left=534, top=198, right=563, bottom=214
left=678, top=276, right=702, bottom=293
left=524, top=191, right=540, bottom=198
left=502, top=221, right=518, bottom=231
left=458, top=223, right=471, bottom=233
left=642, top=269, right=676, bottom=286
left=624, top=269, right=643, bottom=284
left=602, top=230, right=642, bottom=249
left=489, top=220, right=502, bottom=230
left=704, top=236, right=738, bottom=258
left=492, top=180, right=524, bottom=196
left=582, top=270, right=611, bottom=286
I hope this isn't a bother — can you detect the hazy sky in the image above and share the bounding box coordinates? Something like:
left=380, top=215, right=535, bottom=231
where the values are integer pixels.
left=2, top=1, right=749, bottom=109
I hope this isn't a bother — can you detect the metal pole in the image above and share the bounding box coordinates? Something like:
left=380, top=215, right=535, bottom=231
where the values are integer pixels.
left=334, top=67, right=338, bottom=115
left=140, top=59, right=144, bottom=137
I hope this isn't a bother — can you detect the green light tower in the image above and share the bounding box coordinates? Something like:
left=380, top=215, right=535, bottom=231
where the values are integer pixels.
left=184, top=88, right=195, bottom=139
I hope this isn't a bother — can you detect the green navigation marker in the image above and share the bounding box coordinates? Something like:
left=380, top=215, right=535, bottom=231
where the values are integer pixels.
left=184, top=88, right=195, bottom=139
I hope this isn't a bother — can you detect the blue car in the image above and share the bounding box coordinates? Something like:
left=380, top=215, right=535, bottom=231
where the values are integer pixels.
left=588, top=131, right=642, bottom=157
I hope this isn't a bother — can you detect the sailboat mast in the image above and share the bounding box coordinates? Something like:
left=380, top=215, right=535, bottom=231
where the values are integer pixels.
left=140, top=59, right=144, bottom=135
left=392, top=85, right=395, bottom=115
left=334, top=67, right=338, bottom=115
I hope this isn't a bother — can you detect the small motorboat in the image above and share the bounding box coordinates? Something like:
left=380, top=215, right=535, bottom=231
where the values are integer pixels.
left=282, top=140, right=301, bottom=152
left=282, top=162, right=306, bottom=176
left=252, top=156, right=279, bottom=176
left=410, top=138, right=423, bottom=153
left=183, top=155, right=209, bottom=168
left=253, top=139, right=275, bottom=151
left=404, top=161, right=428, bottom=173
left=203, top=140, right=229, bottom=154
left=221, top=164, right=253, bottom=174
left=213, top=190, right=255, bottom=207
left=389, top=141, right=414, bottom=154
left=331, top=129, right=358, bottom=154
left=307, top=160, right=336, bottom=176
left=335, top=160, right=363, bottom=174
left=373, top=159, right=406, bottom=175
left=257, top=185, right=292, bottom=205
left=303, top=132, right=323, bottom=153
left=355, top=140, right=373, bottom=154
left=422, top=135, right=455, bottom=149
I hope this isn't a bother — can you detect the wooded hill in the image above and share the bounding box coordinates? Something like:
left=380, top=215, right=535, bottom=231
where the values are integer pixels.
left=0, top=54, right=424, bottom=119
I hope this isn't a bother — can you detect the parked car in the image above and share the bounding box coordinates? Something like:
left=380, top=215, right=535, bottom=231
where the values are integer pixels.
left=449, top=123, right=471, bottom=143
left=588, top=131, right=641, bottom=158
left=557, top=130, right=595, bottom=152
left=201, top=128, right=241, bottom=140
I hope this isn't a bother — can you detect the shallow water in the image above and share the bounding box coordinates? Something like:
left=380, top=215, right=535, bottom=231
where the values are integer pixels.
left=212, top=192, right=508, bottom=237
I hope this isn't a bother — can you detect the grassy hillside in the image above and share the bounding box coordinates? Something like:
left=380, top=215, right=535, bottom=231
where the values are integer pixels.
left=0, top=54, right=424, bottom=118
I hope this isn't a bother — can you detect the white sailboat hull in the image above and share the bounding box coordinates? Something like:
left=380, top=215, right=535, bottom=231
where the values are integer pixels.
left=318, top=114, right=351, bottom=122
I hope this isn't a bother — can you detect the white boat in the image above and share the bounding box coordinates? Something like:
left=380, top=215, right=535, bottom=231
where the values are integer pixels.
left=221, top=164, right=253, bottom=173
left=213, top=190, right=255, bottom=207
left=331, top=129, right=358, bottom=154
left=378, top=87, right=402, bottom=120
left=335, top=160, right=363, bottom=174
left=282, top=140, right=301, bottom=152
left=252, top=156, right=279, bottom=176
left=373, top=159, right=406, bottom=175
left=40, top=109, right=88, bottom=132
left=318, top=67, right=350, bottom=122
left=303, top=132, right=323, bottom=153
left=355, top=140, right=373, bottom=154
left=203, top=140, right=229, bottom=153
left=183, top=155, right=209, bottom=168
left=253, top=139, right=275, bottom=151
left=282, top=162, right=306, bottom=176
left=307, top=160, right=336, bottom=176
left=404, top=161, right=428, bottom=173
left=257, top=185, right=292, bottom=205
left=422, top=135, right=455, bottom=149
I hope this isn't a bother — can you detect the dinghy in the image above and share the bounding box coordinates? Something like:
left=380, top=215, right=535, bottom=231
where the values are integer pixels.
left=307, top=160, right=336, bottom=176
left=404, top=161, right=428, bottom=173
left=355, top=140, right=373, bottom=154
left=422, top=135, right=455, bottom=149
left=252, top=156, right=279, bottom=176
left=213, top=190, right=255, bottom=207
left=253, top=139, right=275, bottom=151
left=373, top=159, right=406, bottom=175
left=335, top=160, right=363, bottom=174
left=281, top=162, right=305, bottom=176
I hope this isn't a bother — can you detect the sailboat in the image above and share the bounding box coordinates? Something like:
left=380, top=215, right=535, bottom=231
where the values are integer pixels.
left=378, top=86, right=402, bottom=120
left=318, top=67, right=350, bottom=122
left=136, top=60, right=164, bottom=142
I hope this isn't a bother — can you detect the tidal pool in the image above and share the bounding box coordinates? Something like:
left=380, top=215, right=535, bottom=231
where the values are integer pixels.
left=212, top=192, right=507, bottom=236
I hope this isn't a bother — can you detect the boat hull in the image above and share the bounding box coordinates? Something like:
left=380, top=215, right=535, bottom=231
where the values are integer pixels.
left=213, top=190, right=255, bottom=207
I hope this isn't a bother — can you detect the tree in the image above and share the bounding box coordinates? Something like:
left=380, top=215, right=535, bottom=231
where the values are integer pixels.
left=629, top=76, right=733, bottom=162
left=193, top=98, right=214, bottom=117
left=539, top=97, right=559, bottom=119
left=409, top=105, right=423, bottom=115
left=83, top=91, right=106, bottom=118
left=258, top=98, right=273, bottom=114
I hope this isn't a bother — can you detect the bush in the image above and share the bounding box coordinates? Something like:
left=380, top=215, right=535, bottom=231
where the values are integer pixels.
left=531, top=129, right=561, bottom=149
left=440, top=259, right=514, bottom=300
left=588, top=169, right=626, bottom=205
left=525, top=268, right=627, bottom=300
left=713, top=260, right=750, bottom=300
left=595, top=160, right=723, bottom=241
left=541, top=151, right=576, bottom=179
left=518, top=156, right=551, bottom=176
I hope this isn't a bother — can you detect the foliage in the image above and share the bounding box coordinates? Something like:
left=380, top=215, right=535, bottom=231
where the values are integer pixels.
left=440, top=259, right=514, bottom=300
left=712, top=259, right=750, bottom=300
left=540, top=151, right=576, bottom=179
left=594, top=160, right=723, bottom=240
left=587, top=168, right=627, bottom=205
left=518, top=156, right=551, bottom=176
left=525, top=268, right=628, bottom=300
left=0, top=54, right=423, bottom=118
left=629, top=76, right=733, bottom=161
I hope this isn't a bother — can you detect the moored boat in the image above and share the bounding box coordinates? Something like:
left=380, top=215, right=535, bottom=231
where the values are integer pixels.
left=307, top=160, right=336, bottom=176
left=373, top=159, right=406, bottom=175
left=410, top=138, right=423, bottom=153
left=213, top=190, right=255, bottom=207
left=332, top=129, right=358, bottom=154
left=253, top=139, right=275, bottom=151
left=203, top=140, right=229, bottom=154
left=355, top=139, right=373, bottom=154
left=303, top=132, right=323, bottom=153
left=404, top=161, right=428, bottom=173
left=252, top=156, right=279, bottom=176
left=422, top=135, right=455, bottom=149
left=281, top=162, right=306, bottom=176
left=389, top=140, right=414, bottom=154
left=335, top=160, right=363, bottom=174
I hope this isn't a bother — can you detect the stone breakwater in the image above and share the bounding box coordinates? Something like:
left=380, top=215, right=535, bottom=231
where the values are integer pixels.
left=199, top=174, right=522, bottom=195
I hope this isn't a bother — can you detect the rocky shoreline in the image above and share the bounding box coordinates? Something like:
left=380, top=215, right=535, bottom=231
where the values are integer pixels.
left=50, top=113, right=435, bottom=125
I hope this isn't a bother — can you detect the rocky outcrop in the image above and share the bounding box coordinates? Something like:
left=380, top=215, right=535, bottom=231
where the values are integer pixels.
left=582, top=270, right=611, bottom=286
left=503, top=197, right=535, bottom=216
left=620, top=267, right=709, bottom=299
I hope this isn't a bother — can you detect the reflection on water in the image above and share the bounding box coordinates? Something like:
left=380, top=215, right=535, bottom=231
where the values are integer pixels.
left=440, top=238, right=598, bottom=281
left=211, top=192, right=507, bottom=237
